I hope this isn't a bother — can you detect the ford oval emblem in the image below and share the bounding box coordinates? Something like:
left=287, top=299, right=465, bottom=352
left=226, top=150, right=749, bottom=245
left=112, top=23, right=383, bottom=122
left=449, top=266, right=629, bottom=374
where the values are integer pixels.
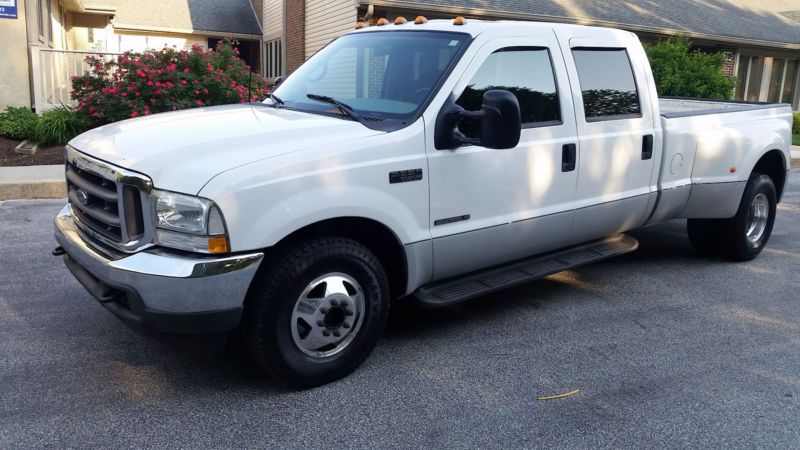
left=77, top=190, right=89, bottom=205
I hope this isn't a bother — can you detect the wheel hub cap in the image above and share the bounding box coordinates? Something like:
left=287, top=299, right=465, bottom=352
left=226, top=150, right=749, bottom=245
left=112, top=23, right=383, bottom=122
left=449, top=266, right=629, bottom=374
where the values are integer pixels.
left=745, top=193, right=769, bottom=245
left=290, top=273, right=364, bottom=358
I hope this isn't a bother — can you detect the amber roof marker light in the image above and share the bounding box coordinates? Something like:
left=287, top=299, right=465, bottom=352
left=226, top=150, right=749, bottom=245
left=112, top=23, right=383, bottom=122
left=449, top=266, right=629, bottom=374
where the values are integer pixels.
left=453, top=16, right=466, bottom=25
left=414, top=16, right=428, bottom=24
left=355, top=21, right=367, bottom=29
left=376, top=17, right=390, bottom=26
left=394, top=16, right=408, bottom=24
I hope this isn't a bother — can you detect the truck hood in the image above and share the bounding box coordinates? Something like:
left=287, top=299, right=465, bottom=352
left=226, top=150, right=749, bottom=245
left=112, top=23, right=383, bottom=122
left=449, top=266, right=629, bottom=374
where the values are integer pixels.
left=69, top=104, right=384, bottom=194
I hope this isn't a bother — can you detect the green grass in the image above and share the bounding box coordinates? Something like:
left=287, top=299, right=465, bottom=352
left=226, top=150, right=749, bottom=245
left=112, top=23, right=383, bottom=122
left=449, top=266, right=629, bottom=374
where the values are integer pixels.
left=793, top=133, right=800, bottom=146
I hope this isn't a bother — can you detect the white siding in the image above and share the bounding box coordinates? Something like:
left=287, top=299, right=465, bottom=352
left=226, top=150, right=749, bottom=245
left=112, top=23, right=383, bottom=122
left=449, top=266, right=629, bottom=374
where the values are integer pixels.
left=263, top=0, right=283, bottom=41
left=305, top=0, right=357, bottom=58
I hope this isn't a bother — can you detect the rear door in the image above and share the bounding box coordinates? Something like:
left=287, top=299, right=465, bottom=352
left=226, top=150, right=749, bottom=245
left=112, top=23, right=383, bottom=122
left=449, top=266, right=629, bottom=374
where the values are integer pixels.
left=555, top=31, right=660, bottom=243
left=426, top=34, right=581, bottom=280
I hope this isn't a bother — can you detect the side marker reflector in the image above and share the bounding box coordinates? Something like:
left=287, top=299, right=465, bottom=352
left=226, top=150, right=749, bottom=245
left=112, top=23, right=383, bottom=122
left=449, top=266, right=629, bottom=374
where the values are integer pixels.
left=207, top=236, right=229, bottom=254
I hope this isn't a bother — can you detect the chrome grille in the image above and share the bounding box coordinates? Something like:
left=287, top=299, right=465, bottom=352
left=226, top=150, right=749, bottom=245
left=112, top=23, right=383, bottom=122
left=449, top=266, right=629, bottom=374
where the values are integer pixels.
left=65, top=146, right=154, bottom=253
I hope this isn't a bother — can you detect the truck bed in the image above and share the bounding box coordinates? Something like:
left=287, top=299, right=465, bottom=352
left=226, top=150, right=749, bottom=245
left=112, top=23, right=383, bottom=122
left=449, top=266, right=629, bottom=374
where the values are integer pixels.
left=659, top=97, right=787, bottom=119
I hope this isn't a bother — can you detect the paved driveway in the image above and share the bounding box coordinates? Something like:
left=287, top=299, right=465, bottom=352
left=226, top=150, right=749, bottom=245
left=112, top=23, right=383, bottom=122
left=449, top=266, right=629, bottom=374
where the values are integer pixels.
left=1, top=172, right=799, bottom=448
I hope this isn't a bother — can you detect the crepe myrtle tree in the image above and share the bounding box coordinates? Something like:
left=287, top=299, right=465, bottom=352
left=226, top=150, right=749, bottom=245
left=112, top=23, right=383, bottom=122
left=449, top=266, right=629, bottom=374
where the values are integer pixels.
left=71, top=39, right=270, bottom=126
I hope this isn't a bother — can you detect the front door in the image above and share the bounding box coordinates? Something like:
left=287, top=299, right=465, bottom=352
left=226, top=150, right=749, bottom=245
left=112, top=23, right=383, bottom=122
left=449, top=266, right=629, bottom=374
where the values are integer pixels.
left=426, top=35, right=580, bottom=280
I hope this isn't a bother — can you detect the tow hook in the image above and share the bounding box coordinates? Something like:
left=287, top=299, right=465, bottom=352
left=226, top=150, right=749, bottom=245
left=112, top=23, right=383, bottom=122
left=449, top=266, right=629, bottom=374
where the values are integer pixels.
left=52, top=246, right=66, bottom=256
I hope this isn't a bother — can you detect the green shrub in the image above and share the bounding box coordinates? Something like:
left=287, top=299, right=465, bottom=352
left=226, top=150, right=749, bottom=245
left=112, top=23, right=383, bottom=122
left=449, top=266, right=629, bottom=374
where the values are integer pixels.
left=71, top=39, right=269, bottom=126
left=0, top=106, right=39, bottom=140
left=793, top=112, right=799, bottom=135
left=32, top=106, right=88, bottom=145
left=645, top=36, right=736, bottom=100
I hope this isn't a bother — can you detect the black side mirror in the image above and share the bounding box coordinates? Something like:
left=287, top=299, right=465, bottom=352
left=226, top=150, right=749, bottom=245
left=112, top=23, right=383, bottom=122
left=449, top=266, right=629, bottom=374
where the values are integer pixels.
left=434, top=89, right=521, bottom=150
left=273, top=76, right=285, bottom=87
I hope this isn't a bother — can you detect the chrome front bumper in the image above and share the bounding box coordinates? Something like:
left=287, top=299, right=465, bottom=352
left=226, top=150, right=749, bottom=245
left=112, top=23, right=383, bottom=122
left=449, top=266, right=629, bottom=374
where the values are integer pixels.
left=54, top=205, right=263, bottom=334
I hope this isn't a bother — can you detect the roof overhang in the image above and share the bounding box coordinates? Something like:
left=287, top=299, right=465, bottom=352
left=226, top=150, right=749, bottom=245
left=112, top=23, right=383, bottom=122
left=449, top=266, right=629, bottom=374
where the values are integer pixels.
left=61, top=0, right=115, bottom=15
left=112, top=23, right=261, bottom=40
left=362, top=0, right=800, bottom=50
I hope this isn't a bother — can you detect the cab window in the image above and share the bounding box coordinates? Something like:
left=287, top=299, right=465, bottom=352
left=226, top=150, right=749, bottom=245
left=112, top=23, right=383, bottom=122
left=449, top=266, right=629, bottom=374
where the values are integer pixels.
left=456, top=47, right=561, bottom=138
left=571, top=48, right=642, bottom=121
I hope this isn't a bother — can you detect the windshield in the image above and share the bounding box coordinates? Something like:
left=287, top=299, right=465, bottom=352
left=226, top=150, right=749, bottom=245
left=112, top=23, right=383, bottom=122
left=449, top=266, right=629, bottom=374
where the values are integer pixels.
left=271, top=31, right=470, bottom=125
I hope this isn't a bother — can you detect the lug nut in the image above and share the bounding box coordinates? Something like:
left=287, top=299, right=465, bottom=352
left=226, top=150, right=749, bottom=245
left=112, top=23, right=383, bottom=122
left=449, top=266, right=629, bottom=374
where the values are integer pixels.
left=343, top=322, right=351, bottom=329
left=317, top=320, right=325, bottom=327
left=322, top=330, right=330, bottom=337
left=330, top=299, right=339, bottom=306
left=344, top=310, right=354, bottom=316
left=333, top=330, right=341, bottom=337
left=320, top=307, right=329, bottom=314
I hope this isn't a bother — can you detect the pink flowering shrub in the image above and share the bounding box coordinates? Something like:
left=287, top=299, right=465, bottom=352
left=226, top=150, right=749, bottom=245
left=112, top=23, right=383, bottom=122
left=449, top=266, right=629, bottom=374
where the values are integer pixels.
left=71, top=39, right=269, bottom=125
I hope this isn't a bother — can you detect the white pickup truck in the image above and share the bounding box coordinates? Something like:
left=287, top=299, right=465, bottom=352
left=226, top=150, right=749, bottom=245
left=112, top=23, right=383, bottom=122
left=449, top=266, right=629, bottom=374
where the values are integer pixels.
left=54, top=19, right=792, bottom=387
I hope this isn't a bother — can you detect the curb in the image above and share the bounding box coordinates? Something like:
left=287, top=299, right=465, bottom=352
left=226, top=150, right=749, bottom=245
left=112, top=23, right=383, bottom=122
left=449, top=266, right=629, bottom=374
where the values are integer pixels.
left=0, top=165, right=65, bottom=201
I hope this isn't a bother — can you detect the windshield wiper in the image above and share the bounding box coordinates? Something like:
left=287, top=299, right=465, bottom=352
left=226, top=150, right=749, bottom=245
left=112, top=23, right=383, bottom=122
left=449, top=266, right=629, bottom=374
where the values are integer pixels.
left=269, top=93, right=285, bottom=108
left=306, top=93, right=369, bottom=126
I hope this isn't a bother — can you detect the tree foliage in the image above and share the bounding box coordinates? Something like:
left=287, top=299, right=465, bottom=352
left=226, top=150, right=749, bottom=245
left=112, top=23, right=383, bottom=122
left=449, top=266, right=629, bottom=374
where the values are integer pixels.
left=644, top=36, right=736, bottom=100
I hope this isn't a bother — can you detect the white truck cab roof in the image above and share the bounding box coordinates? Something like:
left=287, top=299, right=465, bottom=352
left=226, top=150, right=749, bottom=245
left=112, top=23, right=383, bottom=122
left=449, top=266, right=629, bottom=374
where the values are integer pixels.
left=352, top=17, right=635, bottom=41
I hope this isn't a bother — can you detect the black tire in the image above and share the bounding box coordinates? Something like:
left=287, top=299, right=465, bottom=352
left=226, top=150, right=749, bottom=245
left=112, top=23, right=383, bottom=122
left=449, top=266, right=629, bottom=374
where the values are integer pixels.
left=686, top=218, right=723, bottom=256
left=719, top=173, right=777, bottom=262
left=242, top=237, right=390, bottom=388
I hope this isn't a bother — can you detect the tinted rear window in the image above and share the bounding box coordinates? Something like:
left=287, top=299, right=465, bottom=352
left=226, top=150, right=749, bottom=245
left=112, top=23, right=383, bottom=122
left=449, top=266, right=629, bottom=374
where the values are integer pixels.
left=571, top=48, right=641, bottom=121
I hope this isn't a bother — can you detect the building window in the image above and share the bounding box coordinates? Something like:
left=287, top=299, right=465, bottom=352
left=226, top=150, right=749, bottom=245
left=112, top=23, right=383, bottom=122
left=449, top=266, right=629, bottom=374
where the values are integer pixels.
left=767, top=58, right=798, bottom=104
left=736, top=55, right=765, bottom=102
left=46, top=0, right=53, bottom=44
left=571, top=48, right=642, bottom=121
left=265, top=39, right=283, bottom=79
left=36, top=0, right=45, bottom=41
left=737, top=55, right=798, bottom=105
left=456, top=47, right=561, bottom=138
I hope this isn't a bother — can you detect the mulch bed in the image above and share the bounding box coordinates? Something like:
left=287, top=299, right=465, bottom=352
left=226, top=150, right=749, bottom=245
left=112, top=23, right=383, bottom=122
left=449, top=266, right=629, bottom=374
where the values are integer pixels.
left=0, top=137, right=65, bottom=167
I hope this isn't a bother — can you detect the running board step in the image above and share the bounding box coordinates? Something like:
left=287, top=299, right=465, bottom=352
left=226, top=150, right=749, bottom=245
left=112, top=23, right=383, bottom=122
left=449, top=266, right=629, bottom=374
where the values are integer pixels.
left=413, top=234, right=639, bottom=307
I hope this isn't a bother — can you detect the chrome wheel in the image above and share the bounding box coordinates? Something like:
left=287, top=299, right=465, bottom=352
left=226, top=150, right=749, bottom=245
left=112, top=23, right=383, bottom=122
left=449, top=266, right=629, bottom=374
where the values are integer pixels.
left=745, top=193, right=769, bottom=245
left=290, top=273, right=365, bottom=358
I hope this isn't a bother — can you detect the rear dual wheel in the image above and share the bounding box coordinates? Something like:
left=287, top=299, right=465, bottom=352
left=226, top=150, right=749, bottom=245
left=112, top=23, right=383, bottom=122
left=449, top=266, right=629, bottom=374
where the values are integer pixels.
left=687, top=172, right=777, bottom=261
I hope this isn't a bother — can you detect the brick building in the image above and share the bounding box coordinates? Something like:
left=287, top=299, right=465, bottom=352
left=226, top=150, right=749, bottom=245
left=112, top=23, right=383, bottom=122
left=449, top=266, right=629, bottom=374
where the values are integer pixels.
left=260, top=0, right=800, bottom=110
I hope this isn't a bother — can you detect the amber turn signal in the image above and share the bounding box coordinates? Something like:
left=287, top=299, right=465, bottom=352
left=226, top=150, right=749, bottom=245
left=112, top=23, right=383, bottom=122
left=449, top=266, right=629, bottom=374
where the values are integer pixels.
left=355, top=21, right=367, bottom=29
left=453, top=16, right=466, bottom=25
left=376, top=18, right=390, bottom=26
left=414, top=16, right=427, bottom=24
left=207, top=236, right=229, bottom=254
left=394, top=16, right=407, bottom=24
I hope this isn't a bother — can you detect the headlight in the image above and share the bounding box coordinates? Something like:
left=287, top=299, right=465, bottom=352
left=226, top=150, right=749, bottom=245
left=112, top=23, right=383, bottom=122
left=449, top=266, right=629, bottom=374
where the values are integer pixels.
left=151, top=189, right=229, bottom=254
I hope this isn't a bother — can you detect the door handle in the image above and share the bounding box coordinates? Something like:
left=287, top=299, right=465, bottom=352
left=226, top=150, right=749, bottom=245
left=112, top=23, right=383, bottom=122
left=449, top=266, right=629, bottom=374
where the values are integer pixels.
left=642, top=134, right=654, bottom=160
left=562, top=143, right=576, bottom=172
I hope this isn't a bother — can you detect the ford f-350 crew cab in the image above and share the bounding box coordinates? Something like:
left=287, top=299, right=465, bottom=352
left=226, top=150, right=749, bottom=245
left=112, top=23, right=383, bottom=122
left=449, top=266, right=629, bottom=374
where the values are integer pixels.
left=54, top=19, right=792, bottom=387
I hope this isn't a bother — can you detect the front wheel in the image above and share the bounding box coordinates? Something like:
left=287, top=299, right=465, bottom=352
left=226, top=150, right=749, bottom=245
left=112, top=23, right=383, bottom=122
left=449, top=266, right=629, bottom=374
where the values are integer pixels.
left=720, top=173, right=777, bottom=261
left=242, top=237, right=390, bottom=388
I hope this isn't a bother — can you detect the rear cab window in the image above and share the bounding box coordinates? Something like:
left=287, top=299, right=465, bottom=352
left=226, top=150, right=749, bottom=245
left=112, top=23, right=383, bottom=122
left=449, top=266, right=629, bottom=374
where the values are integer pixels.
left=571, top=48, right=642, bottom=121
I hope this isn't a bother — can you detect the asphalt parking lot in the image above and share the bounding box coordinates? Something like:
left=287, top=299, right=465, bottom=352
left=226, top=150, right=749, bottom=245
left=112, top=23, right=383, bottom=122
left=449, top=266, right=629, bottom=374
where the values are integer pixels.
left=2, top=171, right=799, bottom=448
